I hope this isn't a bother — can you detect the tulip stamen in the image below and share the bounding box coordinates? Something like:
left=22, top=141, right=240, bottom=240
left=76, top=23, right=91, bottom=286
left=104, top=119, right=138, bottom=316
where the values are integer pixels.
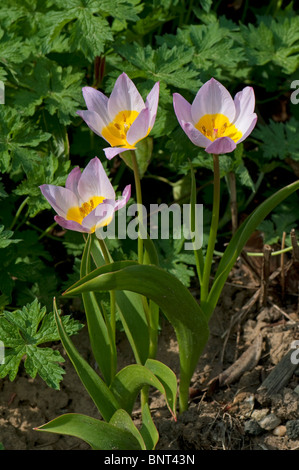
left=196, top=113, right=242, bottom=143
left=102, top=110, right=139, bottom=147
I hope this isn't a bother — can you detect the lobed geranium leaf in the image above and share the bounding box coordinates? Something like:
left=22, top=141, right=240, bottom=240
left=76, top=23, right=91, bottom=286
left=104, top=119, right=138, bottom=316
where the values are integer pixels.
left=13, top=57, right=84, bottom=125
left=0, top=225, right=21, bottom=249
left=0, top=298, right=82, bottom=389
left=0, top=106, right=51, bottom=174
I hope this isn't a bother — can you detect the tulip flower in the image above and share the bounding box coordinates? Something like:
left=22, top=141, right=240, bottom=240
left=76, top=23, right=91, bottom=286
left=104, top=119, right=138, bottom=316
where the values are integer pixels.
left=40, top=157, right=130, bottom=233
left=173, top=78, right=257, bottom=155
left=77, top=73, right=159, bottom=160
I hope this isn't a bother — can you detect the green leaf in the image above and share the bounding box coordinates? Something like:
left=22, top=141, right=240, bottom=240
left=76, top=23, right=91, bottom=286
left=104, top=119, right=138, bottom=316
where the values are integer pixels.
left=109, top=409, right=146, bottom=450
left=157, top=237, right=196, bottom=287
left=145, top=358, right=177, bottom=416
left=236, top=165, right=255, bottom=192
left=63, top=260, right=209, bottom=412
left=0, top=225, right=21, bottom=249
left=205, top=179, right=299, bottom=317
left=109, top=361, right=177, bottom=418
left=14, top=153, right=71, bottom=217
left=241, top=16, right=299, bottom=74
left=139, top=403, right=159, bottom=450
left=13, top=57, right=84, bottom=125
left=0, top=29, right=31, bottom=76
left=38, top=0, right=141, bottom=59
left=0, top=298, right=82, bottom=389
left=89, top=236, right=150, bottom=365
left=161, top=22, right=244, bottom=80
left=121, top=137, right=153, bottom=179
left=253, top=118, right=299, bottom=161
left=80, top=234, right=117, bottom=385
left=36, top=412, right=143, bottom=450
left=0, top=106, right=51, bottom=174
left=68, top=8, right=112, bottom=61
left=53, top=297, right=120, bottom=421
left=258, top=209, right=298, bottom=246
left=113, top=42, right=201, bottom=93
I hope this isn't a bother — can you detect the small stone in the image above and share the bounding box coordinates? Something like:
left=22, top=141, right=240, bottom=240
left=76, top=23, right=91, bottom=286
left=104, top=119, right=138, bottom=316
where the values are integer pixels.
left=251, top=408, right=269, bottom=422
left=294, top=385, right=299, bottom=396
left=229, top=392, right=255, bottom=418
left=286, top=420, right=299, bottom=440
left=244, top=419, right=263, bottom=436
left=259, top=413, right=281, bottom=431
left=273, top=425, right=287, bottom=437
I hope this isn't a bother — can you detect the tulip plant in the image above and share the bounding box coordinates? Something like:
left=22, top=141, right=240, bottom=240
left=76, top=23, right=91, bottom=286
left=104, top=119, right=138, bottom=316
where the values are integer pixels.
left=35, top=73, right=299, bottom=450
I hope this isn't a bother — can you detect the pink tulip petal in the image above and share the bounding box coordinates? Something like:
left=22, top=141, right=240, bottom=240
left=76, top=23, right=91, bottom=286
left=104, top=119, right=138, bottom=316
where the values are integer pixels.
left=76, top=110, right=108, bottom=139
left=173, top=93, right=193, bottom=127
left=108, top=73, right=145, bottom=119
left=205, top=136, right=236, bottom=154
left=82, top=86, right=108, bottom=115
left=182, top=121, right=211, bottom=148
left=145, top=82, right=160, bottom=130
left=114, top=185, right=131, bottom=211
left=77, top=157, right=115, bottom=202
left=65, top=167, right=81, bottom=199
left=191, top=78, right=236, bottom=124
left=234, top=87, right=255, bottom=123
left=54, top=215, right=90, bottom=233
left=82, top=200, right=116, bottom=231
left=40, top=184, right=78, bottom=218
left=236, top=114, right=258, bottom=144
left=104, top=147, right=134, bottom=160
left=126, top=107, right=150, bottom=146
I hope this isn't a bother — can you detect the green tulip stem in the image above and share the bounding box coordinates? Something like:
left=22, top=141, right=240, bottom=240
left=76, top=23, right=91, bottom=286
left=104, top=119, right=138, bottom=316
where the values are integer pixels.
left=130, top=150, right=144, bottom=265
left=9, top=196, right=29, bottom=230
left=201, top=154, right=220, bottom=305
left=97, top=236, right=116, bottom=343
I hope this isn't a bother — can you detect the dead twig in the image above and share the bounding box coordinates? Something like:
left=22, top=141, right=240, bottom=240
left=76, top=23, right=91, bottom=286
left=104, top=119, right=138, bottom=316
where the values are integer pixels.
left=240, top=251, right=262, bottom=285
left=269, top=300, right=297, bottom=324
left=209, top=334, right=263, bottom=392
left=259, top=244, right=272, bottom=307
left=221, top=289, right=260, bottom=362
left=281, top=231, right=286, bottom=299
left=291, top=228, right=299, bottom=266
left=219, top=333, right=263, bottom=386
left=228, top=171, right=238, bottom=235
left=220, top=260, right=294, bottom=361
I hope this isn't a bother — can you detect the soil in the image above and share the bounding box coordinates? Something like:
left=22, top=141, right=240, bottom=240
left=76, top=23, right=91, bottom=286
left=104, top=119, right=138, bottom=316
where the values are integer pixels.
left=1, top=257, right=299, bottom=451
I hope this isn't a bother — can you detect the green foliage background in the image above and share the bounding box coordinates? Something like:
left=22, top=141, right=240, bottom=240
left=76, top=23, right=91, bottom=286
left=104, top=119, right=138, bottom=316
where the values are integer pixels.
left=0, top=0, right=299, bottom=313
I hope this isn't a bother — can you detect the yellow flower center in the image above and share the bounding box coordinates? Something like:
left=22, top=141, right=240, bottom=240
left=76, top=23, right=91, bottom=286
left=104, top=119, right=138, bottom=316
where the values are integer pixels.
left=66, top=195, right=105, bottom=225
left=195, top=114, right=242, bottom=143
left=102, top=110, right=139, bottom=147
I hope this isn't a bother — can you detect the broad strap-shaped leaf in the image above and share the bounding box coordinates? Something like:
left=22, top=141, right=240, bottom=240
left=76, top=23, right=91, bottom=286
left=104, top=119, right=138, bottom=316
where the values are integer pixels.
left=63, top=261, right=209, bottom=412
left=109, top=361, right=177, bottom=418
left=139, top=403, right=159, bottom=450
left=145, top=359, right=177, bottom=415
left=53, top=298, right=120, bottom=422
left=35, top=412, right=143, bottom=450
left=109, top=409, right=146, bottom=450
left=90, top=236, right=150, bottom=365
left=205, top=179, right=299, bottom=318
left=80, top=234, right=116, bottom=385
